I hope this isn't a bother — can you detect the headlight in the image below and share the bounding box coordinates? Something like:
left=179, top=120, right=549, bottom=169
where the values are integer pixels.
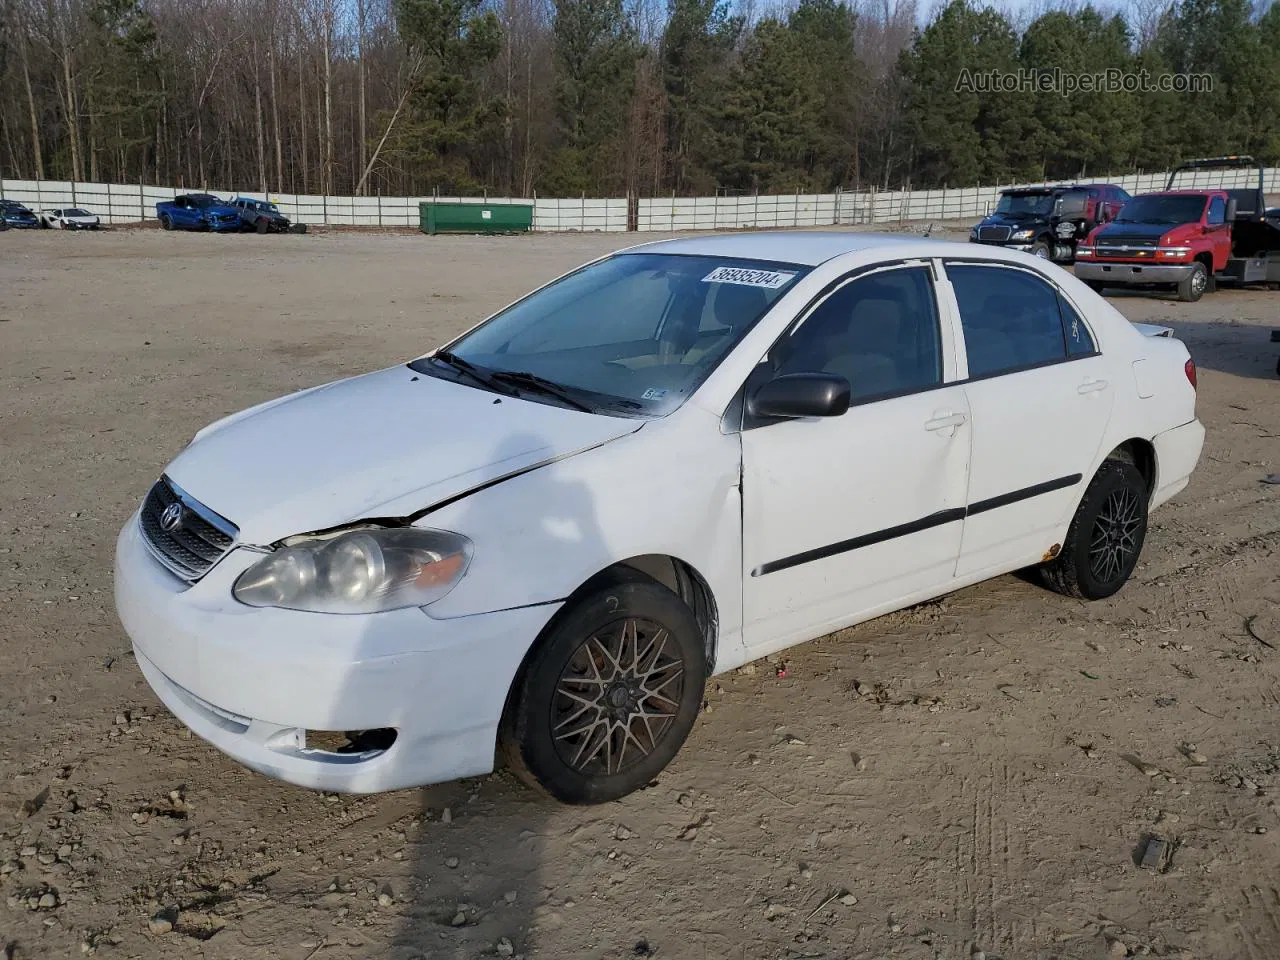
left=969, top=227, right=979, bottom=240
left=1011, top=229, right=1035, bottom=240
left=233, top=527, right=472, bottom=613
left=1076, top=245, right=1095, bottom=257
left=1158, top=247, right=1192, bottom=258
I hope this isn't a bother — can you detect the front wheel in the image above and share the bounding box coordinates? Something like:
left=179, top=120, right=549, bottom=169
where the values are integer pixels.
left=1030, top=239, right=1052, bottom=259
left=1084, top=279, right=1106, bottom=293
left=1041, top=459, right=1148, bottom=600
left=1177, top=262, right=1208, bottom=302
left=255, top=217, right=268, bottom=234
left=501, top=573, right=707, bottom=804
left=160, top=214, right=173, bottom=231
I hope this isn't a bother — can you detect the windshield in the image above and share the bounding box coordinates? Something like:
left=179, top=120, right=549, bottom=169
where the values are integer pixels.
left=1115, top=194, right=1206, bottom=225
left=412, top=253, right=808, bottom=416
left=65, top=209, right=90, bottom=216
left=189, top=196, right=219, bottom=209
left=995, top=192, right=1056, bottom=216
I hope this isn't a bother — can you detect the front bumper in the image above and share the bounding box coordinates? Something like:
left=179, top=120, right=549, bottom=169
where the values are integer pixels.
left=114, top=514, right=559, bottom=793
left=1074, top=261, right=1196, bottom=284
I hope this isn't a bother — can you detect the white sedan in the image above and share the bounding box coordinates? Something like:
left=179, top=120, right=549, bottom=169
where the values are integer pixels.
left=39, top=207, right=101, bottom=229
left=113, top=233, right=1204, bottom=804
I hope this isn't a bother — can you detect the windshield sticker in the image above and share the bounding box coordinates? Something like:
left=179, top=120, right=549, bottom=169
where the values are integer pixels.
left=641, top=387, right=668, bottom=400
left=702, top=266, right=796, bottom=289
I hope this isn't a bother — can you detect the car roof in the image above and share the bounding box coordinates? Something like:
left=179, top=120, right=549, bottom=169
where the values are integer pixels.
left=1137, top=190, right=1220, bottom=197
left=620, top=231, right=938, bottom=267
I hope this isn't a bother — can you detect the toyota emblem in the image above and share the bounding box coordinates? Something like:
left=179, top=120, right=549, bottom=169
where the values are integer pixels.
left=159, top=502, right=184, bottom=532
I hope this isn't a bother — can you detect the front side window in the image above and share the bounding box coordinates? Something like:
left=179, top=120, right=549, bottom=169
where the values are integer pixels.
left=414, top=253, right=807, bottom=416
left=772, top=266, right=942, bottom=403
left=1056, top=190, right=1088, bottom=218
left=1207, top=196, right=1226, bottom=225
left=948, top=264, right=1071, bottom=377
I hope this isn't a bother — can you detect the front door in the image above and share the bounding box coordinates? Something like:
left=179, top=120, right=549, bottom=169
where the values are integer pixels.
left=740, top=263, right=971, bottom=657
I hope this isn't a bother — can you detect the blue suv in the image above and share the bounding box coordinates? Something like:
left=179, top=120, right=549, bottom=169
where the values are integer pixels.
left=155, top=194, right=242, bottom=232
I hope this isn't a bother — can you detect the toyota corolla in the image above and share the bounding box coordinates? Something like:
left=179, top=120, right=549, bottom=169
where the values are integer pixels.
left=113, top=233, right=1204, bottom=804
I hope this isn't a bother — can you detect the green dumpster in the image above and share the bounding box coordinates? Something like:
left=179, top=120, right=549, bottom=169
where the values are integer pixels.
left=418, top=201, right=534, bottom=235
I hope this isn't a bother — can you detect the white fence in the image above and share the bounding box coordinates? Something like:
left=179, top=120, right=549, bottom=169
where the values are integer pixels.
left=4, top=168, right=1279, bottom=233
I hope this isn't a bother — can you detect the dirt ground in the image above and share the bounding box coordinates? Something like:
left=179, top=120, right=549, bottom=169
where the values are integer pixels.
left=1, top=225, right=1277, bottom=960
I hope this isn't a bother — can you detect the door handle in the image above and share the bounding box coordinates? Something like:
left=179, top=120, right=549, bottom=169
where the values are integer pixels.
left=1078, top=378, right=1109, bottom=394
left=924, top=412, right=967, bottom=432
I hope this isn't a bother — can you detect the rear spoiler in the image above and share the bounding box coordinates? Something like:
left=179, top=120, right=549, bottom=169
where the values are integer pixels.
left=1132, top=322, right=1174, bottom=338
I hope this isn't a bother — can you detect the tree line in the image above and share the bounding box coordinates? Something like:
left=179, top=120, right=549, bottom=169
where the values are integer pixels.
left=1, top=0, right=1277, bottom=199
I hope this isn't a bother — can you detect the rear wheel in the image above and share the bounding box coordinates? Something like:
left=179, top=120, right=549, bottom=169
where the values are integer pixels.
left=501, top=573, right=707, bottom=804
left=1041, top=459, right=1148, bottom=600
left=1177, top=262, right=1208, bottom=302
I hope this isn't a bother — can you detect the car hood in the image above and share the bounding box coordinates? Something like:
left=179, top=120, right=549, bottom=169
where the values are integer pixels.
left=981, top=213, right=1049, bottom=227
left=1095, top=221, right=1171, bottom=240
left=164, top=366, right=644, bottom=545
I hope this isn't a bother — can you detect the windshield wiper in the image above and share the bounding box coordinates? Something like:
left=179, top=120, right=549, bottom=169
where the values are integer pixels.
left=488, top=370, right=594, bottom=412
left=431, top=350, right=510, bottom=392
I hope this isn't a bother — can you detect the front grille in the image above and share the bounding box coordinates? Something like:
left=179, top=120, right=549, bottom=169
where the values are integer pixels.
left=1099, top=235, right=1157, bottom=247
left=978, top=226, right=1012, bottom=242
left=138, top=477, right=238, bottom=582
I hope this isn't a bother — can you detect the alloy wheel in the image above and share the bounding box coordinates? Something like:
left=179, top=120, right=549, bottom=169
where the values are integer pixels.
left=1088, top=486, right=1143, bottom=585
left=551, top=617, right=685, bottom=776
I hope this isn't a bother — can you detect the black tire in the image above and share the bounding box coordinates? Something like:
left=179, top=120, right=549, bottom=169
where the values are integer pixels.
left=1030, top=238, right=1052, bottom=259
left=160, top=214, right=173, bottom=231
left=1084, top=279, right=1106, bottom=293
left=1041, top=458, right=1148, bottom=600
left=501, top=572, right=708, bottom=804
left=255, top=217, right=268, bottom=234
left=1177, top=262, right=1208, bottom=302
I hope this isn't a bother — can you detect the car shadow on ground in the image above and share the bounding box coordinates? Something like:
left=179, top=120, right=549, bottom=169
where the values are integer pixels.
left=376, top=427, right=619, bottom=960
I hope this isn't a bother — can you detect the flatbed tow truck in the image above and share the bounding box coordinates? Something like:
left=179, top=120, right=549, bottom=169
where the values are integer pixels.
left=1076, top=155, right=1280, bottom=301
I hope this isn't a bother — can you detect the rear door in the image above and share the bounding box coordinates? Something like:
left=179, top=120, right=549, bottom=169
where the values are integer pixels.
left=940, top=261, right=1115, bottom=578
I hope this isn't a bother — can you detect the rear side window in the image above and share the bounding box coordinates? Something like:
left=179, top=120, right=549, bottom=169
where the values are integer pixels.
left=1058, top=295, right=1096, bottom=356
left=948, top=264, right=1079, bottom=377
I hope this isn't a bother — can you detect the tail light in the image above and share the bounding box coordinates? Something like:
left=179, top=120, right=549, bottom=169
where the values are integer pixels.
left=1184, top=357, right=1197, bottom=390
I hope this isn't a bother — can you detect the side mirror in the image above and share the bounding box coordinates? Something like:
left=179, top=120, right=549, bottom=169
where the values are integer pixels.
left=748, top=373, right=851, bottom=420
left=1226, top=198, right=1238, bottom=222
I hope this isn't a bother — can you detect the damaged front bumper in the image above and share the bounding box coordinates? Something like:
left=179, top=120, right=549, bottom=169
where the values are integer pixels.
left=114, top=513, right=560, bottom=793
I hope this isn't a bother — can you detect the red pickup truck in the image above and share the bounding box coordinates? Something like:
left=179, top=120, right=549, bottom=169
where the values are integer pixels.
left=1075, top=155, right=1280, bottom=302
left=1073, top=190, right=1232, bottom=302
